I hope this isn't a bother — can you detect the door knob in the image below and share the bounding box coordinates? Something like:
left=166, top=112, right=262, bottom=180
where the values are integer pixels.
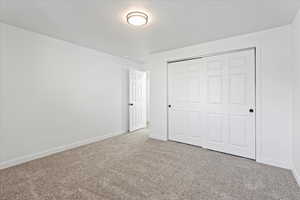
left=249, top=109, right=254, bottom=113
left=129, top=103, right=134, bottom=106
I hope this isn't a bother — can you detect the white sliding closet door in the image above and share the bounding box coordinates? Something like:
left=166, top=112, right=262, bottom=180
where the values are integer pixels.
left=129, top=70, right=147, bottom=132
left=168, top=49, right=256, bottom=159
left=168, top=58, right=205, bottom=147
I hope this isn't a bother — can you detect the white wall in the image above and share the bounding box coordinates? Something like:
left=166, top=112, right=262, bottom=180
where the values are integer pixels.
left=0, top=23, right=4, bottom=163
left=292, top=10, right=300, bottom=185
left=146, top=26, right=293, bottom=169
left=0, top=23, right=139, bottom=167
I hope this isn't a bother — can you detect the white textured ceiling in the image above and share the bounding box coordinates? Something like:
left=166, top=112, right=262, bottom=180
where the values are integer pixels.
left=1, top=0, right=300, bottom=61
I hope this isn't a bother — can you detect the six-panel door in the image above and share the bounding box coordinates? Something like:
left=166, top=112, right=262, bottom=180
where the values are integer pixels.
left=129, top=70, right=147, bottom=132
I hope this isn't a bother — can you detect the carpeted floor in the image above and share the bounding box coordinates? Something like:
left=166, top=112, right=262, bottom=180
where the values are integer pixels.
left=0, top=129, right=299, bottom=200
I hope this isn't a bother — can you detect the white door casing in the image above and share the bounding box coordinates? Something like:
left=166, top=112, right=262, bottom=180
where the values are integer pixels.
left=129, top=70, right=147, bottom=132
left=168, top=49, right=256, bottom=159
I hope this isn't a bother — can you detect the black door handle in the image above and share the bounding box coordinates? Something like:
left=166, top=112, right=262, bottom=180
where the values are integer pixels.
left=129, top=103, right=134, bottom=106
left=168, top=105, right=171, bottom=108
left=249, top=109, right=254, bottom=113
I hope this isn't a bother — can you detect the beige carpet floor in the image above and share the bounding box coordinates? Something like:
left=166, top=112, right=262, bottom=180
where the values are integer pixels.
left=0, top=129, right=299, bottom=200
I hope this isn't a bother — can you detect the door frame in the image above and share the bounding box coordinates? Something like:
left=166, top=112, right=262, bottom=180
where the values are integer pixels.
left=166, top=47, right=258, bottom=160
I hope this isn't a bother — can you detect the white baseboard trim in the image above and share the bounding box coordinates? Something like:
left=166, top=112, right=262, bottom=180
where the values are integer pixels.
left=0, top=131, right=125, bottom=170
left=257, top=157, right=291, bottom=170
left=293, top=167, right=300, bottom=186
left=149, top=134, right=168, bottom=141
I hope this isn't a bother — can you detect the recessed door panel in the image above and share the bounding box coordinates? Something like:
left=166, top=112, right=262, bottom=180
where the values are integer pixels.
left=229, top=115, right=247, bottom=147
left=173, top=110, right=186, bottom=136
left=189, top=78, right=202, bottom=102
left=208, top=75, right=222, bottom=104
left=207, top=113, right=224, bottom=143
left=188, top=111, right=202, bottom=137
left=229, top=74, right=246, bottom=104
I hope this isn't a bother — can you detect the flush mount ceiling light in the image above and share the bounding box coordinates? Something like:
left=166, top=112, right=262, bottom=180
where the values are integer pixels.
left=126, top=11, right=148, bottom=26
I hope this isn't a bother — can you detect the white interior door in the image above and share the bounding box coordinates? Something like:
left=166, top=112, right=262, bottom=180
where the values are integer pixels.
left=168, top=59, right=205, bottom=147
left=168, top=49, right=256, bottom=159
left=129, top=70, right=147, bottom=132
